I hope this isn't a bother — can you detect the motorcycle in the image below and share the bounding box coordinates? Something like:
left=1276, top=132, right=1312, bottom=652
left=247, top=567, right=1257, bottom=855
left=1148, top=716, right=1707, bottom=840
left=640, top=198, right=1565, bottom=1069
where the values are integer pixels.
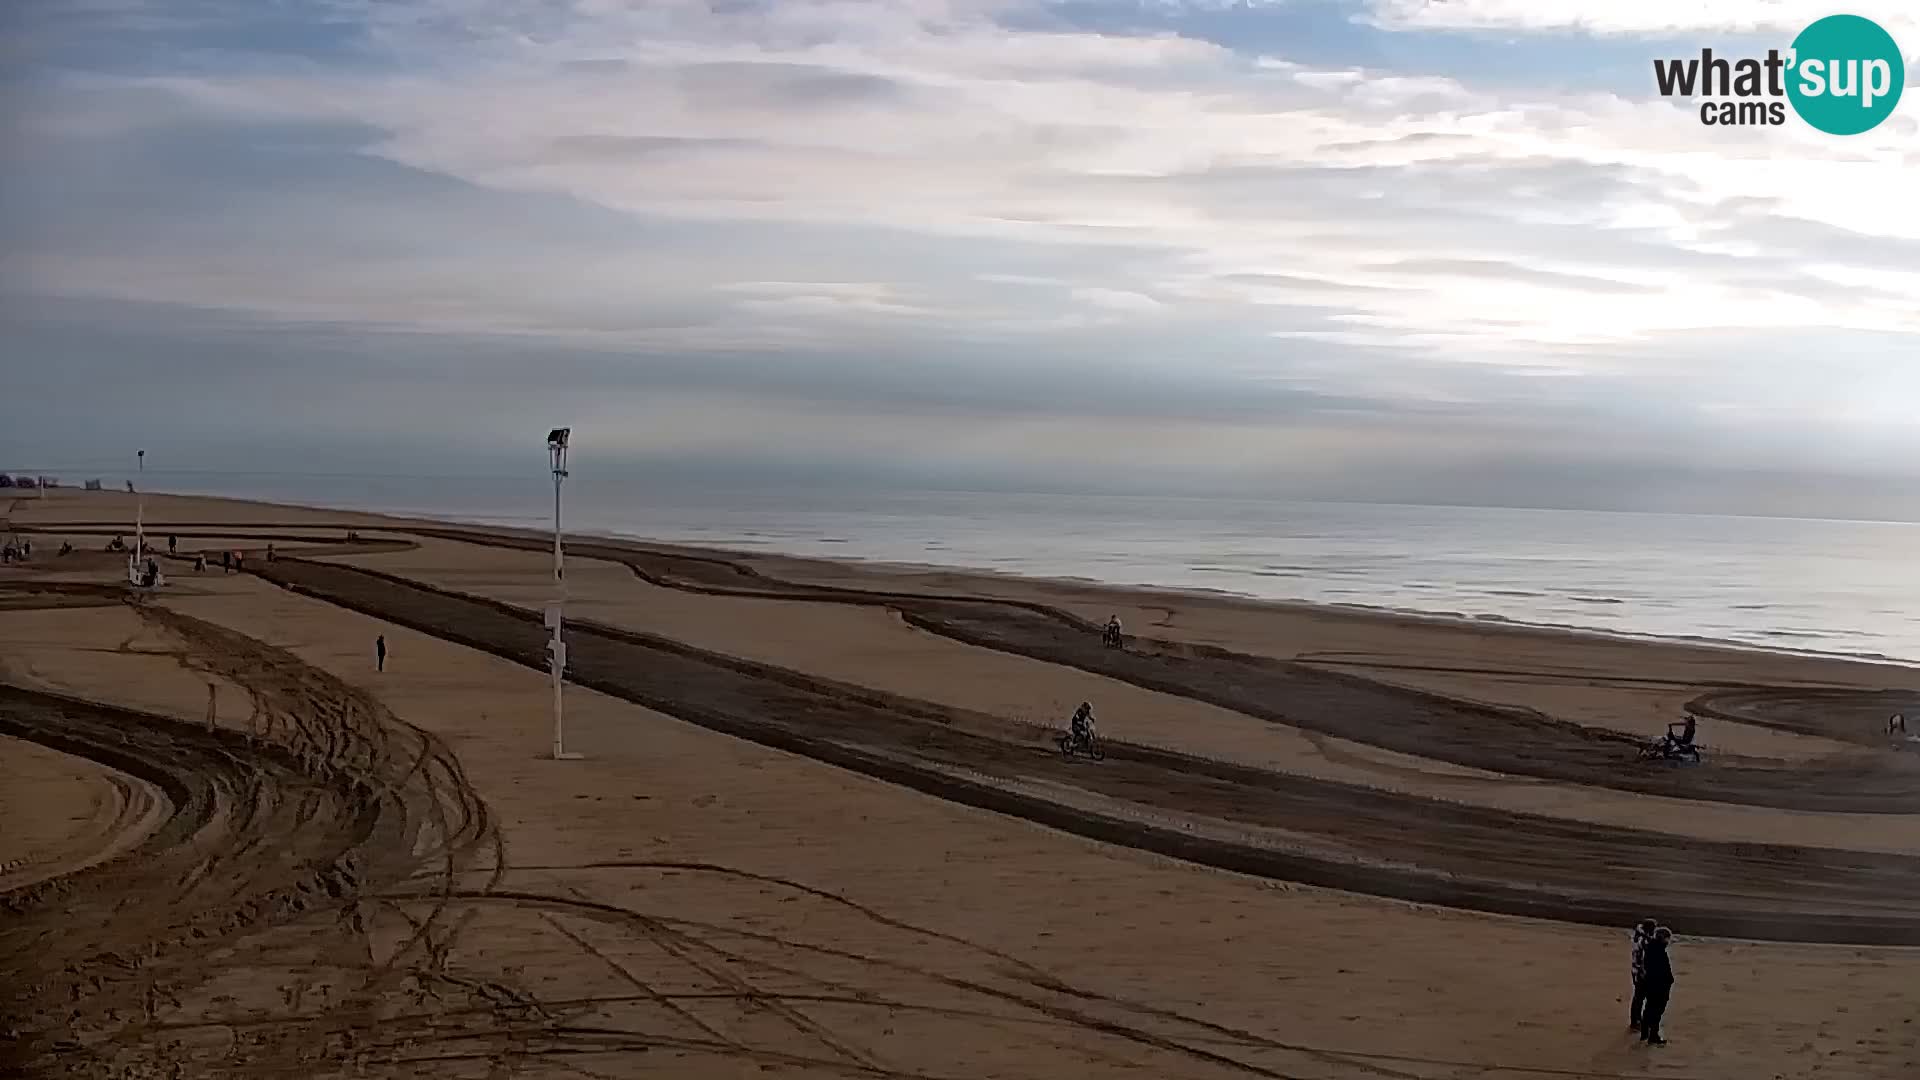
left=1057, top=728, right=1105, bottom=761
left=1637, top=734, right=1701, bottom=765
left=1102, top=625, right=1124, bottom=649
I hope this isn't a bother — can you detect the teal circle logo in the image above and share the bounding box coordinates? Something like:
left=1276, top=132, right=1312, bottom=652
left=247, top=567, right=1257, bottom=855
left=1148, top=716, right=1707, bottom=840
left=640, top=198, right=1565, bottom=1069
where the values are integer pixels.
left=1786, top=15, right=1905, bottom=135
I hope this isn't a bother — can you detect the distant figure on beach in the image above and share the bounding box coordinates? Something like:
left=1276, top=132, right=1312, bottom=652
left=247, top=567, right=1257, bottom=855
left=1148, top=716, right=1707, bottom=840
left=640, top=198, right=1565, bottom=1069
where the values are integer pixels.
left=1890, top=713, right=1909, bottom=736
left=1628, top=917, right=1656, bottom=1034
left=376, top=635, right=388, bottom=673
left=59, top=542, right=73, bottom=557
left=1103, top=615, right=1123, bottom=648
left=194, top=554, right=205, bottom=572
left=167, top=535, right=177, bottom=555
left=265, top=543, right=275, bottom=562
left=221, top=550, right=232, bottom=573
left=1638, top=927, right=1675, bottom=1046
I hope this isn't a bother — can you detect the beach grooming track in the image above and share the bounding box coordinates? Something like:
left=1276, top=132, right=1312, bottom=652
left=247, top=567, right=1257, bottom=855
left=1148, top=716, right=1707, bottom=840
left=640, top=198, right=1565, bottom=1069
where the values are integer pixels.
left=9, top=520, right=1917, bottom=944
left=6, top=518, right=1920, bottom=1076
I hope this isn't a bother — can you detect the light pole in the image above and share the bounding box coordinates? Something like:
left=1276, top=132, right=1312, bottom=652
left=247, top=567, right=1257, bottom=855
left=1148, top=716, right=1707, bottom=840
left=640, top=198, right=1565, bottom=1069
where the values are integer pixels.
left=130, top=450, right=146, bottom=585
left=547, top=428, right=582, bottom=760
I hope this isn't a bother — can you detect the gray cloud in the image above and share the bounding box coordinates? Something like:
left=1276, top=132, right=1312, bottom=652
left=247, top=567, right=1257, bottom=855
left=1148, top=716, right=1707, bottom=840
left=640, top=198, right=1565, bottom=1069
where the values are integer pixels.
left=3, top=0, right=1919, bottom=517
left=675, top=61, right=922, bottom=107
left=543, top=134, right=765, bottom=161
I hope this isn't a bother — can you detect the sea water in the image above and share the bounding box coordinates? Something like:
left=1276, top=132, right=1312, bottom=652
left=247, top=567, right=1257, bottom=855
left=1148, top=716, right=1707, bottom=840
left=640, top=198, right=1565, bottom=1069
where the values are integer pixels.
left=158, top=476, right=1920, bottom=665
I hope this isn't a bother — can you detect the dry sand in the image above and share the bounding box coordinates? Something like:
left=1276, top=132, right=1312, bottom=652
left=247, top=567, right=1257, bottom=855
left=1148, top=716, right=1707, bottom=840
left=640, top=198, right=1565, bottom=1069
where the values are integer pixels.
left=322, top=534, right=1920, bottom=852
left=4, top=489, right=1919, bottom=1079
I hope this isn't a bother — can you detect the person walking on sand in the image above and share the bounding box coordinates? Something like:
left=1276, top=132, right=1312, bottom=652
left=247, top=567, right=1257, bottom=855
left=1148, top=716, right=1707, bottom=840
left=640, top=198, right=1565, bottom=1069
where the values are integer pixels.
left=1639, top=927, right=1676, bottom=1046
left=168, top=535, right=177, bottom=555
left=376, top=635, right=387, bottom=673
left=1628, top=917, right=1656, bottom=1033
left=221, top=550, right=232, bottom=573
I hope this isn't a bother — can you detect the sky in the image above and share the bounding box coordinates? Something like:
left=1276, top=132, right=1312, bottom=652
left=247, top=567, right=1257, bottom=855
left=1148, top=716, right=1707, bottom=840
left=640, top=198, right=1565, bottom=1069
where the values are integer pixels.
left=4, top=0, right=1920, bottom=517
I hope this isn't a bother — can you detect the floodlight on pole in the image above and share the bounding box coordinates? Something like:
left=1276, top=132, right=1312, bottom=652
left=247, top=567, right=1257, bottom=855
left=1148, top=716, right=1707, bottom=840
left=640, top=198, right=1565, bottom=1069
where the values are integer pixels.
left=547, top=427, right=581, bottom=760
left=129, top=450, right=147, bottom=586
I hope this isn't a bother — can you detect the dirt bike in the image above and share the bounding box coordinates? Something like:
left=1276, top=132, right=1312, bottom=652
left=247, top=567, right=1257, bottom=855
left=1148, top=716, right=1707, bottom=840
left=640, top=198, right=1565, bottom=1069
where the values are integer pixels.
left=1102, top=626, right=1124, bottom=649
left=1057, top=728, right=1105, bottom=760
left=1637, top=734, right=1701, bottom=765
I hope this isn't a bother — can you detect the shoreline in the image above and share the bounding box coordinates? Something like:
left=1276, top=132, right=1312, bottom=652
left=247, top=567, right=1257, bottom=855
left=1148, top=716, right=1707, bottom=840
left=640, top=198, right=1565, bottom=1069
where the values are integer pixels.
left=571, top=521, right=1919, bottom=679
left=14, top=486, right=1920, bottom=677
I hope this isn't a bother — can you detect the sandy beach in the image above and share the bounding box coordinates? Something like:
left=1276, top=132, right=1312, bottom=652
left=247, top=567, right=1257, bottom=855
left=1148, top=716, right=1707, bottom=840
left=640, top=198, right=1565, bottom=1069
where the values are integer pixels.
left=4, top=489, right=1919, bottom=1079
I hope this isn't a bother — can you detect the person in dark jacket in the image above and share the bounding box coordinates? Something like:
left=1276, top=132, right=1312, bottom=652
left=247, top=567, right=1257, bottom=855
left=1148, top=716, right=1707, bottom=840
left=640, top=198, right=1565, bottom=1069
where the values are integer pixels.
left=376, top=635, right=388, bottom=673
left=1628, top=917, right=1657, bottom=1032
left=1639, top=927, right=1675, bottom=1045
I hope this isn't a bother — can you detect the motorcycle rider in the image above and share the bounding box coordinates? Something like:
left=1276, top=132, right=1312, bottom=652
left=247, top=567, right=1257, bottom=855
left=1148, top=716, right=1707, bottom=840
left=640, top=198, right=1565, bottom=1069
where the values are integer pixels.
left=1069, top=701, right=1096, bottom=748
left=1104, top=615, right=1122, bottom=645
left=1666, top=712, right=1698, bottom=753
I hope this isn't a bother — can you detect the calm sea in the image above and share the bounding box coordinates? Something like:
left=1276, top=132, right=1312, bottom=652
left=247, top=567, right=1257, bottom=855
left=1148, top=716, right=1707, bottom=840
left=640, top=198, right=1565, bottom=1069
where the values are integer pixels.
left=156, top=476, right=1920, bottom=666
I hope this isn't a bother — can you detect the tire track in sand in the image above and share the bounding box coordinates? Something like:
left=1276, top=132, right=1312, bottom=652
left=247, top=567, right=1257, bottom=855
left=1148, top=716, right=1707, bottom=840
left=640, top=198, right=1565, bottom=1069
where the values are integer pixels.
left=250, top=555, right=1920, bottom=945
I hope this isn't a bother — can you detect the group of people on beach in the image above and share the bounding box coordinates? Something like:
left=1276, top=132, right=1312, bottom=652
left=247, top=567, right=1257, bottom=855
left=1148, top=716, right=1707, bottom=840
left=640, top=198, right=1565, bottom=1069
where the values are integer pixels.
left=1629, top=919, right=1678, bottom=1046
left=195, top=550, right=243, bottom=573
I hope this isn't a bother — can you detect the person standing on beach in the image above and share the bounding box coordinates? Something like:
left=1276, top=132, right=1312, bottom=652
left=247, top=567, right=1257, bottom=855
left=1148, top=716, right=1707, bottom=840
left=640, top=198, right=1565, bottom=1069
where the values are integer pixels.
left=1628, top=917, right=1656, bottom=1032
left=168, top=535, right=177, bottom=555
left=1639, top=927, right=1675, bottom=1046
left=221, top=550, right=232, bottom=573
left=376, top=635, right=387, bottom=673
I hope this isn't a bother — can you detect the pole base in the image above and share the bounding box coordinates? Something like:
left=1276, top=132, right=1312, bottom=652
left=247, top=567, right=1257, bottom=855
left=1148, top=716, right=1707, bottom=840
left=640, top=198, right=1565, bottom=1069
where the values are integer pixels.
left=551, top=750, right=586, bottom=761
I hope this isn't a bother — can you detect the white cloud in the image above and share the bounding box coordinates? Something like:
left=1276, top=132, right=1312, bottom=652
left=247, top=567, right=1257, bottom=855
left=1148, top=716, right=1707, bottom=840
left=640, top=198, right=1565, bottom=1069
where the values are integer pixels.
left=9, top=0, right=1920, bottom=483
left=85, top=6, right=1916, bottom=356
left=1366, top=0, right=1920, bottom=40
left=1069, top=286, right=1164, bottom=313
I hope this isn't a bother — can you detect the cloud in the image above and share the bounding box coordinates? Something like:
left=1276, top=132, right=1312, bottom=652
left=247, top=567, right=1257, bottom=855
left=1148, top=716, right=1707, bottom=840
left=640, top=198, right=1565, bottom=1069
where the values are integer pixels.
left=3, top=0, right=1920, bottom=512
left=1364, top=0, right=1920, bottom=39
